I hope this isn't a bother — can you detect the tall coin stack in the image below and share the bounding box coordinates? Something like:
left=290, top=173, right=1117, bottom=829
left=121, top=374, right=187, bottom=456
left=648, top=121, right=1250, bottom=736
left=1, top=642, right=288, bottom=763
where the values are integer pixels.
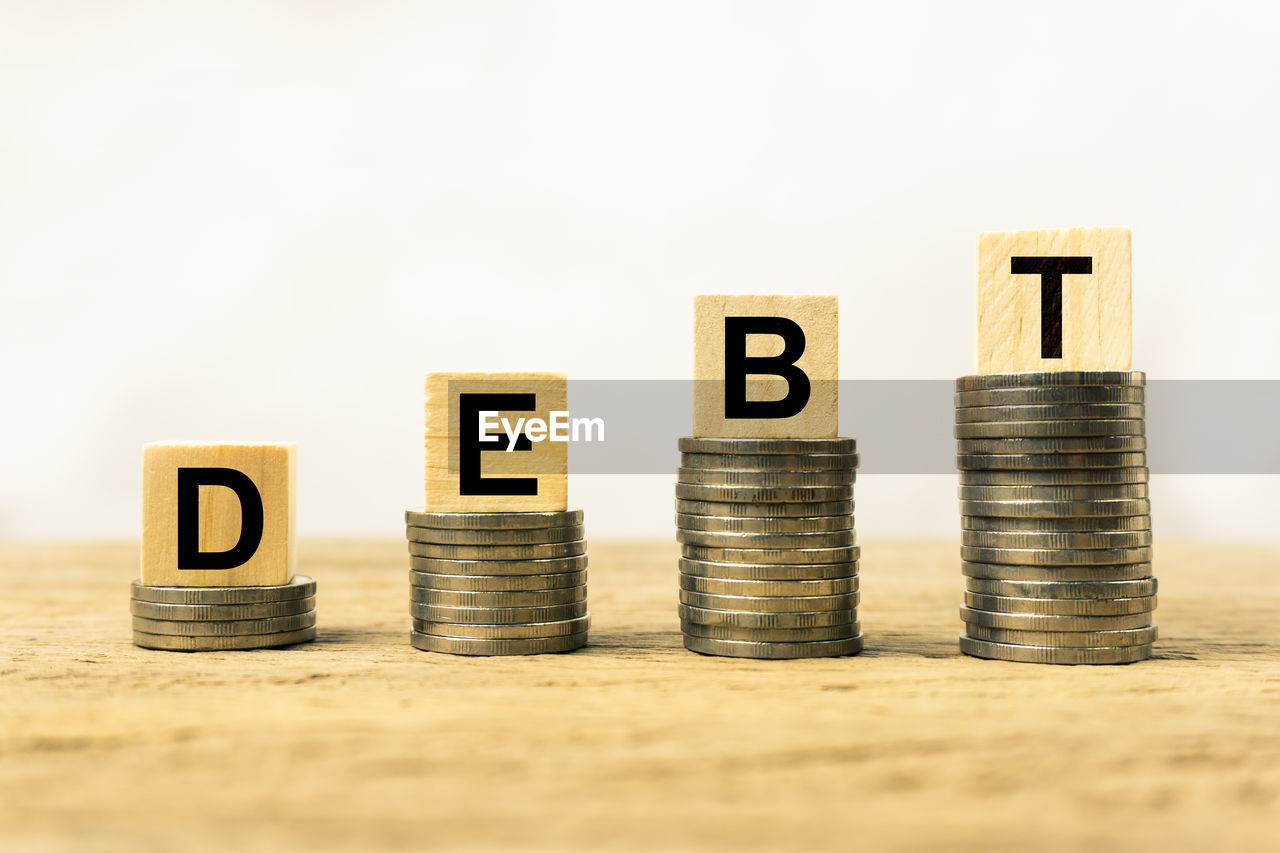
left=130, top=576, right=318, bottom=651
left=954, top=371, right=1156, bottom=665
left=675, top=437, right=862, bottom=659
left=406, top=509, right=589, bottom=655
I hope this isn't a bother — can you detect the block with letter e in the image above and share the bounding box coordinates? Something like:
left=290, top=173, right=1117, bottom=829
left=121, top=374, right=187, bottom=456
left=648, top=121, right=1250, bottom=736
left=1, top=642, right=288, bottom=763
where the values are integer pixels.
left=693, top=294, right=838, bottom=438
left=424, top=371, right=568, bottom=512
left=141, top=442, right=297, bottom=587
left=977, top=227, right=1131, bottom=373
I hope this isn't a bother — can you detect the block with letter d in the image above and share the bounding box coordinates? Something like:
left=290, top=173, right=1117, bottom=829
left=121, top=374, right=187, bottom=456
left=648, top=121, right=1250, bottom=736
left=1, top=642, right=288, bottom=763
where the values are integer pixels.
left=693, top=294, right=838, bottom=438
left=141, top=442, right=297, bottom=587
left=424, top=371, right=568, bottom=512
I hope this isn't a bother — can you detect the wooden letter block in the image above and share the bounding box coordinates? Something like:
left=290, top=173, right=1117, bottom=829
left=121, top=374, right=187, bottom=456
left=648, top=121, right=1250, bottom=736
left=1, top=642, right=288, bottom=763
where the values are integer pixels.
left=693, top=294, right=838, bottom=438
left=976, top=227, right=1132, bottom=373
left=141, top=442, right=296, bottom=587
left=424, top=372, right=568, bottom=512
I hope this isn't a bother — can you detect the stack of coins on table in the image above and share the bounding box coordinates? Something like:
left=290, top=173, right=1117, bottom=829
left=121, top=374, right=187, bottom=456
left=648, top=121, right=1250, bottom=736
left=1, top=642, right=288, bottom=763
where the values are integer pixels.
left=674, top=437, right=862, bottom=659
left=954, top=371, right=1156, bottom=665
left=130, top=576, right=317, bottom=651
left=405, top=509, right=589, bottom=655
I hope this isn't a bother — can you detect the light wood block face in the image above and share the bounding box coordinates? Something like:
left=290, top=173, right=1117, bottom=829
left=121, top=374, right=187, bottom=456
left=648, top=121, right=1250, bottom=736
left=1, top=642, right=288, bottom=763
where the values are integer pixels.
left=693, top=294, right=838, bottom=438
left=976, top=227, right=1132, bottom=373
left=141, top=442, right=296, bottom=587
left=423, top=372, right=568, bottom=512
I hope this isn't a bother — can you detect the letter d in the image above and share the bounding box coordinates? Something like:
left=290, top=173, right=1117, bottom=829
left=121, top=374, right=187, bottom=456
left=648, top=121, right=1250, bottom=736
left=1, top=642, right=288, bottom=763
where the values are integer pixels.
left=176, top=468, right=265, bottom=571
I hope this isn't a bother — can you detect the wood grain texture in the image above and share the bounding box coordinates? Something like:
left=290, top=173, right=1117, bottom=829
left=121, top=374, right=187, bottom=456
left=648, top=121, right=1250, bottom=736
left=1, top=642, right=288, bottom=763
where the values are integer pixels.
left=2, top=538, right=1277, bottom=851
left=140, top=442, right=296, bottom=587
left=423, top=372, right=568, bottom=512
left=977, top=227, right=1132, bottom=373
left=693, top=294, right=838, bottom=438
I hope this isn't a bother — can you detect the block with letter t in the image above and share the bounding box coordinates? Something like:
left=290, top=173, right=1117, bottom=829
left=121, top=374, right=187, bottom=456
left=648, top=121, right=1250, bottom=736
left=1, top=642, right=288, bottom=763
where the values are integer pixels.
left=976, top=227, right=1132, bottom=373
left=141, top=442, right=297, bottom=587
left=693, top=294, right=838, bottom=438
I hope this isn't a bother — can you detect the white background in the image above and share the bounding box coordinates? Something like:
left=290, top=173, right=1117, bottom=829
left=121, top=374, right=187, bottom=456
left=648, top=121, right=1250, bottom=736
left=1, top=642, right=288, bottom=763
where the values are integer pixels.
left=2, top=1, right=1277, bottom=542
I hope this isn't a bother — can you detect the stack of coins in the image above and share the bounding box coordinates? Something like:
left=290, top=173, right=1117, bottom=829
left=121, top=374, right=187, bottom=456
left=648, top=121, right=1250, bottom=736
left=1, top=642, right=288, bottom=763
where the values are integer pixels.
left=954, top=371, right=1156, bottom=665
left=130, top=576, right=317, bottom=651
left=674, top=437, right=862, bottom=659
left=405, top=509, right=589, bottom=655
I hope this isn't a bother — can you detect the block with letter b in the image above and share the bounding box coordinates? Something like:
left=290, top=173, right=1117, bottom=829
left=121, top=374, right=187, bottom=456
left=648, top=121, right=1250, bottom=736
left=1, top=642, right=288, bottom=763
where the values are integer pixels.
left=424, top=371, right=568, bottom=512
left=141, top=442, right=297, bottom=587
left=977, top=227, right=1132, bottom=373
left=693, top=294, right=838, bottom=438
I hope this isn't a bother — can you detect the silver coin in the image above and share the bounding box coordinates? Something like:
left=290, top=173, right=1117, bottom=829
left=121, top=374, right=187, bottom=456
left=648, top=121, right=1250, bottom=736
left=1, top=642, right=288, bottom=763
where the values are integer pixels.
left=960, top=624, right=1158, bottom=648
left=960, top=545, right=1153, bottom=566
left=679, top=557, right=859, bottom=581
left=411, top=600, right=588, bottom=624
left=404, top=508, right=582, bottom=529
left=675, top=512, right=853, bottom=533
left=679, top=574, right=858, bottom=597
left=132, top=611, right=317, bottom=637
left=676, top=528, right=856, bottom=550
left=955, top=387, right=1145, bottom=407
left=684, top=634, right=864, bottom=659
left=407, top=540, right=586, bottom=560
left=132, top=626, right=317, bottom=652
left=409, top=554, right=587, bottom=576
left=959, top=634, right=1152, bottom=665
left=681, top=452, right=858, bottom=471
left=130, top=596, right=316, bottom=621
left=962, top=560, right=1154, bottom=582
left=959, top=484, right=1149, bottom=502
left=676, top=498, right=854, bottom=518
left=956, top=437, right=1147, bottom=455
left=406, top=524, right=584, bottom=545
left=955, top=371, right=1145, bottom=391
left=678, top=603, right=856, bottom=629
left=675, top=483, right=854, bottom=503
left=409, top=570, right=586, bottom=592
left=960, top=605, right=1153, bottom=631
left=963, top=591, right=1155, bottom=616
left=957, top=452, right=1147, bottom=471
left=681, top=619, right=861, bottom=643
left=682, top=544, right=860, bottom=565
left=962, top=514, right=1151, bottom=533
left=412, top=614, right=589, bottom=639
left=959, top=498, right=1150, bottom=518
left=678, top=437, right=857, bottom=455
left=129, top=575, right=316, bottom=605
left=410, top=584, right=586, bottom=608
left=955, top=403, right=1145, bottom=423
left=965, top=576, right=1157, bottom=599
left=410, top=629, right=587, bottom=656
left=679, top=589, right=859, bottom=613
left=955, top=419, right=1145, bottom=440
left=962, top=529, right=1153, bottom=550
left=959, top=467, right=1149, bottom=486
left=677, top=467, right=854, bottom=487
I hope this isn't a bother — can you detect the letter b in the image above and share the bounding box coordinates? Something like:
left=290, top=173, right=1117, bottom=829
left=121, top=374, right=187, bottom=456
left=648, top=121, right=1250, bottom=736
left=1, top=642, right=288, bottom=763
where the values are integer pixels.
left=723, top=316, right=811, bottom=419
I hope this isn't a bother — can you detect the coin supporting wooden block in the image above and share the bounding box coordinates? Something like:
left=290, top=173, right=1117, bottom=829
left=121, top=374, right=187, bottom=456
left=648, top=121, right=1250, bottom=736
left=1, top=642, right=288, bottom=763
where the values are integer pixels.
left=423, top=371, right=568, bottom=512
left=141, top=442, right=296, bottom=587
left=692, top=294, right=838, bottom=438
left=976, top=227, right=1131, bottom=373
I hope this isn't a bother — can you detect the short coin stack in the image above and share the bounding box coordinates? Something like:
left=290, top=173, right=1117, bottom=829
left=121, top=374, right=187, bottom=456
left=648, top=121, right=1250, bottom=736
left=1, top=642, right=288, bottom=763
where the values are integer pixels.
left=675, top=437, right=862, bottom=659
left=954, top=371, right=1156, bottom=665
left=406, top=509, right=589, bottom=655
left=130, top=576, right=317, bottom=651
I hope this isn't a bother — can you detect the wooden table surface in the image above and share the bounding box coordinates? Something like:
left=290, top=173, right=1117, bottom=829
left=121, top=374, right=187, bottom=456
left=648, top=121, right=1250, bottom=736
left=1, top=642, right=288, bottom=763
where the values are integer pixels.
left=1, top=539, right=1277, bottom=851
